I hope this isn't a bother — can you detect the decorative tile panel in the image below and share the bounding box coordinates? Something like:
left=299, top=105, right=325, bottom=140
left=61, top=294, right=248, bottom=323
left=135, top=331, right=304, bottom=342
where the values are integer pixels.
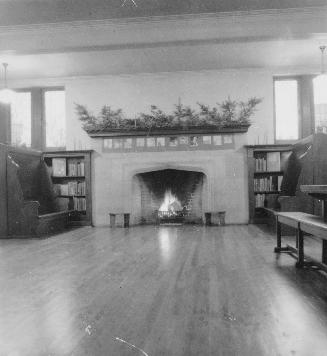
left=103, top=134, right=235, bottom=152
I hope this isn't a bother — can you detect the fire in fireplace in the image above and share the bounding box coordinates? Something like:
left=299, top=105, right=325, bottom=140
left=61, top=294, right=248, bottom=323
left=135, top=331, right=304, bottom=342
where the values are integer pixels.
left=134, top=169, right=204, bottom=225
left=158, top=189, right=184, bottom=223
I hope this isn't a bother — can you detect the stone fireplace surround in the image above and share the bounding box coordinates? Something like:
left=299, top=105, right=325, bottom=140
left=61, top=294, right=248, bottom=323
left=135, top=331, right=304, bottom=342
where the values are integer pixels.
left=90, top=131, right=249, bottom=226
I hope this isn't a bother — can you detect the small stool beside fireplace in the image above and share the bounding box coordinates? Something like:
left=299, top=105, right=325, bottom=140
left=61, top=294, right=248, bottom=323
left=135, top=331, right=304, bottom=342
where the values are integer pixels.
left=109, top=213, right=130, bottom=228
left=205, top=211, right=226, bottom=226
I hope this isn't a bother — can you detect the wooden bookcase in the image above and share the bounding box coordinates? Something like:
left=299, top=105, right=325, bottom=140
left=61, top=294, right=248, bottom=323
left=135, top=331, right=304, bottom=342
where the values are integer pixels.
left=43, top=150, right=92, bottom=226
left=247, top=145, right=291, bottom=224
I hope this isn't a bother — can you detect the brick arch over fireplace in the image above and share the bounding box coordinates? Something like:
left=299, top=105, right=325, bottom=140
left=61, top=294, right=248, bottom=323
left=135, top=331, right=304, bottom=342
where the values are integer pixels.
left=129, top=163, right=209, bottom=177
left=131, top=168, right=208, bottom=225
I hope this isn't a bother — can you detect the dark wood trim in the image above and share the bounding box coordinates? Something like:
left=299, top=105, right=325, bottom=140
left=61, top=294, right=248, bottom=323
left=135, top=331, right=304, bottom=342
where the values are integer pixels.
left=43, top=150, right=93, bottom=158
left=322, top=240, right=327, bottom=265
left=0, top=103, right=11, bottom=145
left=31, top=88, right=44, bottom=150
left=299, top=75, right=316, bottom=138
left=87, top=125, right=250, bottom=138
left=245, top=144, right=291, bottom=151
left=0, top=145, right=8, bottom=237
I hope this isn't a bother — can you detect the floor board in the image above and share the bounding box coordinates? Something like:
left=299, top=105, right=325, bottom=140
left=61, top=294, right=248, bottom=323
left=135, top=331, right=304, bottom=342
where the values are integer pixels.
left=0, top=225, right=327, bottom=355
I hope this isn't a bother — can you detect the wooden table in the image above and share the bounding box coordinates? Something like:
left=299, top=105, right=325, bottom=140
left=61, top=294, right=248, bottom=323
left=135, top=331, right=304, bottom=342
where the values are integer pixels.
left=300, top=185, right=327, bottom=222
left=274, top=185, right=327, bottom=271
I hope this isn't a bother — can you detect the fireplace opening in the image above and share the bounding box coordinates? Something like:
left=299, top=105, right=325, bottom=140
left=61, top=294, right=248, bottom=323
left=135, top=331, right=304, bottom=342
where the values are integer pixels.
left=134, top=169, right=204, bottom=225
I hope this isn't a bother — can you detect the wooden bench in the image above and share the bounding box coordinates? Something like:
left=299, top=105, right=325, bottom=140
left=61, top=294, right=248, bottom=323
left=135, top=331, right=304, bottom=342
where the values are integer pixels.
left=274, top=211, right=327, bottom=272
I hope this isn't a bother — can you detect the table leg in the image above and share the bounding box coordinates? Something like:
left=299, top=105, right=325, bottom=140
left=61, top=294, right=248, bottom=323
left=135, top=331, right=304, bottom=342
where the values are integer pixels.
left=295, top=227, right=304, bottom=268
left=323, top=200, right=327, bottom=223
left=322, top=240, right=327, bottom=265
left=274, top=217, right=282, bottom=253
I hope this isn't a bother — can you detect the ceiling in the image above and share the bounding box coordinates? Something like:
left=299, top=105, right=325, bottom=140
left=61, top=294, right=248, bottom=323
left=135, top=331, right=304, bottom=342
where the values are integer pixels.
left=0, top=0, right=326, bottom=26
left=0, top=3, right=326, bottom=81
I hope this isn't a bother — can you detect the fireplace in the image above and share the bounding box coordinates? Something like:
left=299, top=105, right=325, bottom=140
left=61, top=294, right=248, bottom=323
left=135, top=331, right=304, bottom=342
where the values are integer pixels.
left=133, top=169, right=204, bottom=224
left=90, top=130, right=249, bottom=226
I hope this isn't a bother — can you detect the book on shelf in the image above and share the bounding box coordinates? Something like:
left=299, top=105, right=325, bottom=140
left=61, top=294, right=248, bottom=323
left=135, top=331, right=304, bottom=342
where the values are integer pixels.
left=68, top=159, right=85, bottom=177
left=277, top=175, right=283, bottom=191
left=54, top=181, right=85, bottom=196
left=68, top=181, right=86, bottom=195
left=254, top=152, right=281, bottom=172
left=73, top=197, right=86, bottom=211
left=255, top=157, right=267, bottom=172
left=266, top=152, right=281, bottom=171
left=253, top=175, right=283, bottom=192
left=52, top=158, right=66, bottom=177
left=54, top=181, right=86, bottom=196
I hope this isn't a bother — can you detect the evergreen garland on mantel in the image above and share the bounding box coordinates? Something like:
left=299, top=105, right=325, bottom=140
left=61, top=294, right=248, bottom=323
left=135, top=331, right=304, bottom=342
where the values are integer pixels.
left=76, top=97, right=262, bottom=133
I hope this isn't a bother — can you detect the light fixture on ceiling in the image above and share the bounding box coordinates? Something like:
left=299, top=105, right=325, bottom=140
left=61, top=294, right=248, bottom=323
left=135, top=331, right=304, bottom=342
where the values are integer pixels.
left=0, top=63, right=15, bottom=104
left=319, top=45, right=326, bottom=73
left=313, top=46, right=327, bottom=113
left=315, top=45, right=327, bottom=80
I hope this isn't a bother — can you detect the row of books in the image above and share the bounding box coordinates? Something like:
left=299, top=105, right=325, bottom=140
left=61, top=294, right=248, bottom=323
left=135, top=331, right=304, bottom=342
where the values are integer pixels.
left=54, top=182, right=86, bottom=196
left=52, top=158, right=85, bottom=177
left=73, top=197, right=87, bottom=211
left=68, top=160, right=85, bottom=177
left=254, top=176, right=283, bottom=192
left=255, top=152, right=281, bottom=172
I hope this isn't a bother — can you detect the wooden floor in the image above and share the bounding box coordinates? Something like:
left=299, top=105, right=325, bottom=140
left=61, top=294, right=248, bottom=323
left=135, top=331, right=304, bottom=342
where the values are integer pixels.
left=1, top=225, right=327, bottom=356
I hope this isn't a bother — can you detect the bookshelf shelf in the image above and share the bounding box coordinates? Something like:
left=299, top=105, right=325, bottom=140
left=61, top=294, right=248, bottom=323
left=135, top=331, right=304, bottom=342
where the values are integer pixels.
left=254, top=191, right=281, bottom=194
left=43, top=150, right=92, bottom=226
left=52, top=176, right=86, bottom=179
left=57, top=195, right=86, bottom=198
left=246, top=144, right=291, bottom=224
left=254, top=171, right=283, bottom=175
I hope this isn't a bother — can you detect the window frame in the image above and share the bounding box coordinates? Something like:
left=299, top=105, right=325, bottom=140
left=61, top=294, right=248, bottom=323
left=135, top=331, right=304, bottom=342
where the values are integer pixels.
left=42, top=87, right=66, bottom=151
left=10, top=88, right=33, bottom=148
left=273, top=76, right=302, bottom=144
left=10, top=86, right=65, bottom=151
left=312, top=73, right=327, bottom=134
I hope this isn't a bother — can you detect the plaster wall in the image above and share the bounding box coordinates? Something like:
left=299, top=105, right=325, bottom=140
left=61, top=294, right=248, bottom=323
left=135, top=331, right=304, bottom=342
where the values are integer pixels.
left=65, top=69, right=274, bottom=150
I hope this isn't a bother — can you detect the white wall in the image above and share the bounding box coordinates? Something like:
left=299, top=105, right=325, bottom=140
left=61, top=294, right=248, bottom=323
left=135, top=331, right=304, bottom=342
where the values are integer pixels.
left=65, top=69, right=275, bottom=150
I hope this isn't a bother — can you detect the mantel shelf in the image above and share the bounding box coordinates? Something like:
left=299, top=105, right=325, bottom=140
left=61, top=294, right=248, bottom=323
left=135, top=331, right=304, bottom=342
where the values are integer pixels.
left=87, top=125, right=250, bottom=138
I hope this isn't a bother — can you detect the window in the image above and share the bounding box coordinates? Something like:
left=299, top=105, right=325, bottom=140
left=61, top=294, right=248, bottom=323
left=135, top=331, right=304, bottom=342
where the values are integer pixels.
left=10, top=92, right=32, bottom=147
left=274, top=79, right=299, bottom=141
left=44, top=90, right=66, bottom=148
left=313, top=74, right=327, bottom=134
left=9, top=88, right=66, bottom=149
